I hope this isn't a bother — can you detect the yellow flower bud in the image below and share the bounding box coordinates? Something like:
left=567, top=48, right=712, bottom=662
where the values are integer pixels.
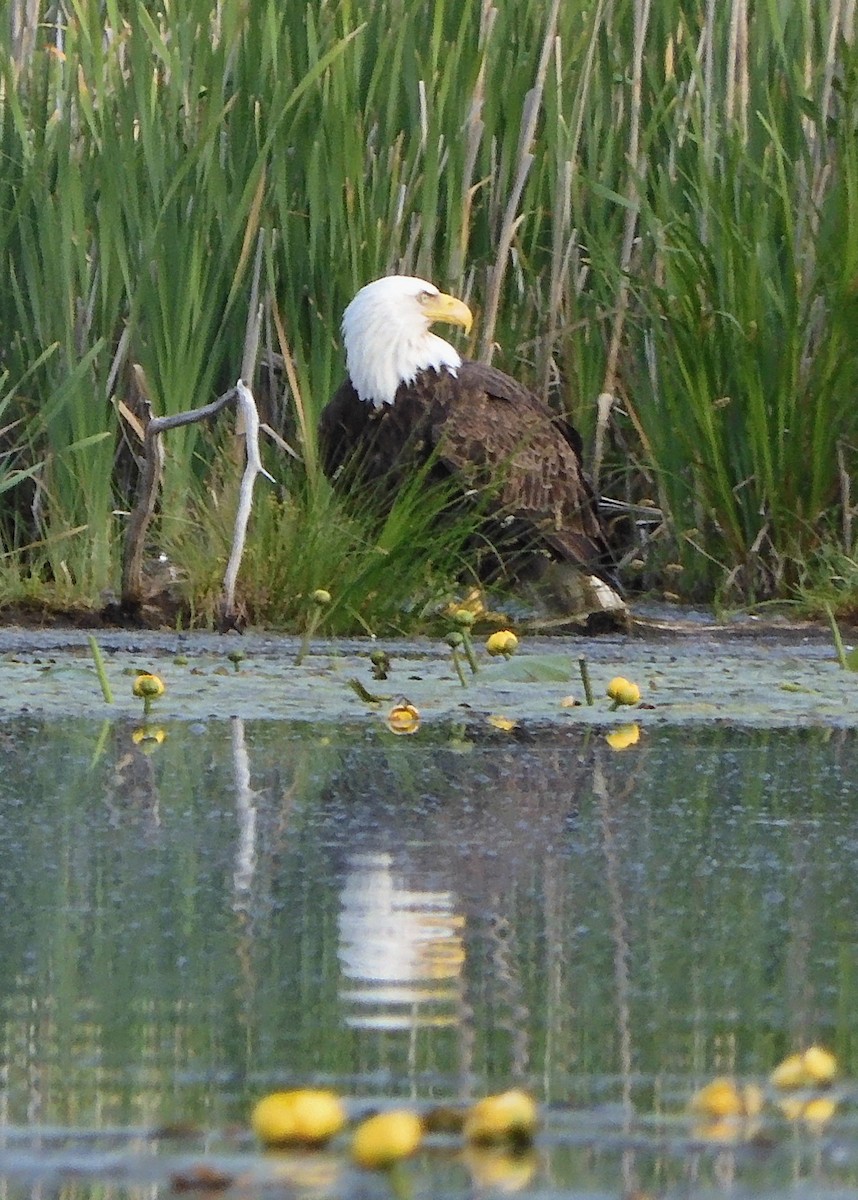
left=770, top=1053, right=808, bottom=1090
left=802, top=1045, right=837, bottom=1084
left=606, top=676, right=641, bottom=706
left=464, top=1089, right=539, bottom=1146
left=690, top=1078, right=745, bottom=1118
left=251, top=1089, right=346, bottom=1148
left=311, top=589, right=332, bottom=606
left=132, top=672, right=165, bottom=700
left=485, top=630, right=519, bottom=657
left=452, top=608, right=476, bottom=628
left=386, top=702, right=420, bottom=735
left=351, top=1110, right=423, bottom=1169
left=771, top=1045, right=837, bottom=1089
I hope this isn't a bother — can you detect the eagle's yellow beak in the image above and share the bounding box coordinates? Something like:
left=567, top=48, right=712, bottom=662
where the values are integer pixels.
left=421, top=291, right=473, bottom=336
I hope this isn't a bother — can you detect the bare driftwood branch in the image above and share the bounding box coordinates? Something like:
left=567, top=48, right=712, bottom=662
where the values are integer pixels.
left=122, top=281, right=273, bottom=624
left=121, top=387, right=237, bottom=608
left=221, top=379, right=275, bottom=625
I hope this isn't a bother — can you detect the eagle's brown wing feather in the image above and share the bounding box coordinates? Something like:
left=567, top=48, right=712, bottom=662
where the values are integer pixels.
left=425, top=362, right=612, bottom=574
left=318, top=377, right=440, bottom=494
left=318, top=360, right=614, bottom=580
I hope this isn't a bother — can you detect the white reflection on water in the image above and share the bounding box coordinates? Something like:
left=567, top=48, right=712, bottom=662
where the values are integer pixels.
left=337, top=851, right=465, bottom=1030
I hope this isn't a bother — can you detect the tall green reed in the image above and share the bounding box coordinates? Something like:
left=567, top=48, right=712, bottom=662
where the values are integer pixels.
left=1, top=0, right=855, bottom=619
left=619, top=2, right=858, bottom=598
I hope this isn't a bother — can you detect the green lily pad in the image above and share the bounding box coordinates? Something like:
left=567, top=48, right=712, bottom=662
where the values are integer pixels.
left=492, top=655, right=575, bottom=682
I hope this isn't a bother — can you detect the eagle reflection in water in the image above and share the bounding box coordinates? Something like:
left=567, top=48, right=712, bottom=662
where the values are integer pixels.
left=337, top=851, right=465, bottom=1031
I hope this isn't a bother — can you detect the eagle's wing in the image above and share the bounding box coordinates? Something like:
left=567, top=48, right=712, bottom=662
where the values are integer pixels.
left=317, top=380, right=367, bottom=481
left=318, top=378, right=440, bottom=492
left=424, top=361, right=614, bottom=575
left=318, top=362, right=615, bottom=580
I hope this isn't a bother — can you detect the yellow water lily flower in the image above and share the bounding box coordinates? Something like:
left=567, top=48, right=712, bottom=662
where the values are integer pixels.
left=464, top=1089, right=539, bottom=1146
left=132, top=672, right=165, bottom=700
left=770, top=1045, right=837, bottom=1089
left=251, top=1089, right=346, bottom=1148
left=606, top=676, right=641, bottom=707
left=485, top=630, right=519, bottom=658
left=605, top=723, right=641, bottom=750
left=690, top=1078, right=741, bottom=1119
left=770, top=1054, right=807, bottom=1089
left=351, top=1110, right=423, bottom=1169
left=802, top=1045, right=838, bottom=1084
left=690, top=1078, right=762, bottom=1119
left=386, top=701, right=420, bottom=735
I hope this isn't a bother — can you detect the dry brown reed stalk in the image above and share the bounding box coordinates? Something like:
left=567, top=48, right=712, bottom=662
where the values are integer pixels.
left=592, top=0, right=652, bottom=490
left=449, top=0, right=494, bottom=286
left=479, top=0, right=561, bottom=362
left=797, top=1, right=853, bottom=319
left=271, top=301, right=315, bottom=478
left=536, top=0, right=609, bottom=398
left=726, top=0, right=749, bottom=138
left=836, top=441, right=853, bottom=550
left=568, top=0, right=611, bottom=172
left=540, top=149, right=574, bottom=402
left=813, top=0, right=850, bottom=205
left=8, top=0, right=41, bottom=69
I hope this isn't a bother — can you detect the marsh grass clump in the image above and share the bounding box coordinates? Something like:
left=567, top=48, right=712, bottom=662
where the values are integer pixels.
left=224, top=470, right=488, bottom=636
left=1, top=0, right=856, bottom=625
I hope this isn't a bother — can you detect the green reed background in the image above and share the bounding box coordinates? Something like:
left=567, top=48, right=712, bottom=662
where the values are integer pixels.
left=1, top=0, right=856, bottom=624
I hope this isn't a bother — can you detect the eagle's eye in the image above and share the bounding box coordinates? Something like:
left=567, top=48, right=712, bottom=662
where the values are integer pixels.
left=417, top=290, right=435, bottom=305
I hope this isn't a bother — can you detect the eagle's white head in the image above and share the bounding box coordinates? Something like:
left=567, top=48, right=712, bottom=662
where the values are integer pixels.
left=342, top=275, right=473, bottom=408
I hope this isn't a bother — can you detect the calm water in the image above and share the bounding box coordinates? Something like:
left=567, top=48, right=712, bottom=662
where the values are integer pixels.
left=1, top=716, right=857, bottom=1197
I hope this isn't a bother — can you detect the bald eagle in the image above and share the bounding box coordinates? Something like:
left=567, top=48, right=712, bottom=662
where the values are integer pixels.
left=318, top=275, right=621, bottom=609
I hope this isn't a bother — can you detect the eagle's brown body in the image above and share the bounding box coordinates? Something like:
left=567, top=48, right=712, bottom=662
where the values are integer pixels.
left=319, top=359, right=616, bottom=584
